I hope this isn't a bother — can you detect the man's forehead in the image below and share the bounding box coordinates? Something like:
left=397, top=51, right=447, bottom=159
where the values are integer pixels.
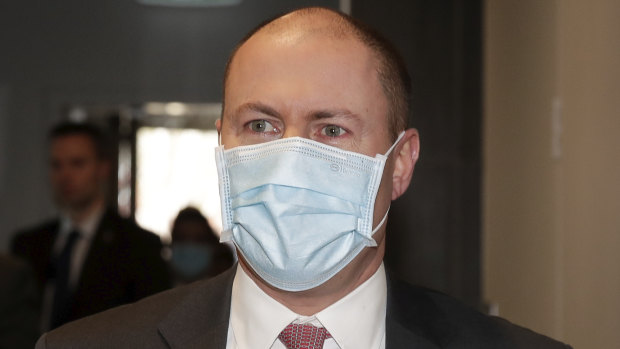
left=51, top=134, right=97, bottom=156
left=52, top=133, right=92, bottom=146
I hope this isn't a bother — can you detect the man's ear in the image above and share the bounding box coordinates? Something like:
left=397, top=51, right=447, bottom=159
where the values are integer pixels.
left=96, top=159, right=112, bottom=192
left=98, top=159, right=111, bottom=179
left=391, top=128, right=420, bottom=200
left=215, top=118, right=222, bottom=133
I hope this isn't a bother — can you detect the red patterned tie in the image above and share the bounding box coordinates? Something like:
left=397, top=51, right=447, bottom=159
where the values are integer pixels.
left=278, top=323, right=332, bottom=349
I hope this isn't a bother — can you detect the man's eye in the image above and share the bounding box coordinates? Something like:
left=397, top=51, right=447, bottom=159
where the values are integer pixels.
left=322, top=125, right=346, bottom=137
left=249, top=120, right=275, bottom=133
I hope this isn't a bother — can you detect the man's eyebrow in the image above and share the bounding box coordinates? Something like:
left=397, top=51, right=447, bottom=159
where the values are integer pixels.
left=233, top=102, right=281, bottom=118
left=309, top=109, right=360, bottom=121
left=231, top=103, right=360, bottom=122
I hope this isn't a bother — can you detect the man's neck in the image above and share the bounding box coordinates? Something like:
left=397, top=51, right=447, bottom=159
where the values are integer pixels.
left=238, top=243, right=385, bottom=316
left=65, top=198, right=105, bottom=225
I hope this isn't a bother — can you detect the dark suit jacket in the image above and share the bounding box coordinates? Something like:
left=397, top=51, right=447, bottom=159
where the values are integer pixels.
left=11, top=209, right=171, bottom=326
left=36, top=265, right=570, bottom=348
left=0, top=255, right=40, bottom=349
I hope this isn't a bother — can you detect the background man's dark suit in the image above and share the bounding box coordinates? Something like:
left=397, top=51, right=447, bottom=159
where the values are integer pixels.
left=35, top=265, right=570, bottom=349
left=0, top=255, right=40, bottom=349
left=11, top=209, right=171, bottom=326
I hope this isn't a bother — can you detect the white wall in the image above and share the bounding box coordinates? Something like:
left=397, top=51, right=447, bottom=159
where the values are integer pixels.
left=484, top=0, right=620, bottom=347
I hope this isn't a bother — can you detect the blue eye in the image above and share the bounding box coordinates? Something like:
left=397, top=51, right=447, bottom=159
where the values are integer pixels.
left=249, top=120, right=275, bottom=133
left=322, top=125, right=346, bottom=137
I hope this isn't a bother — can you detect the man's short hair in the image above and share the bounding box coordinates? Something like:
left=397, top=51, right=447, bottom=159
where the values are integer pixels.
left=222, top=7, right=411, bottom=140
left=49, top=121, right=109, bottom=160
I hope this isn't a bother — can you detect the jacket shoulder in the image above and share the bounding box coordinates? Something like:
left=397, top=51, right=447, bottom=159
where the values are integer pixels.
left=11, top=219, right=58, bottom=242
left=100, top=211, right=161, bottom=245
left=36, top=285, right=189, bottom=349
left=428, top=290, right=569, bottom=348
left=37, top=266, right=236, bottom=349
left=387, top=277, right=571, bottom=348
left=11, top=219, right=59, bottom=255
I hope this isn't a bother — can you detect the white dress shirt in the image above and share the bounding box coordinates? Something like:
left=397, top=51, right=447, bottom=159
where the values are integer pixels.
left=226, top=263, right=387, bottom=349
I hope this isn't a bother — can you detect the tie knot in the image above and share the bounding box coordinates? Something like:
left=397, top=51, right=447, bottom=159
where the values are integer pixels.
left=278, top=323, right=331, bottom=349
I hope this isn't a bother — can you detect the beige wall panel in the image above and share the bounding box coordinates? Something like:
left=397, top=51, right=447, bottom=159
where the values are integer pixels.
left=483, top=0, right=561, bottom=338
left=558, top=1, right=620, bottom=347
left=484, top=0, right=620, bottom=346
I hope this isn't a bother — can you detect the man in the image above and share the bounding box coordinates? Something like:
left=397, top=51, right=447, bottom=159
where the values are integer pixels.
left=35, top=7, right=570, bottom=348
left=11, top=122, right=170, bottom=331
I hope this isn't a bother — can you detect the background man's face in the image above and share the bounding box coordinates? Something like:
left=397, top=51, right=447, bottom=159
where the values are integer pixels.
left=50, top=134, right=107, bottom=211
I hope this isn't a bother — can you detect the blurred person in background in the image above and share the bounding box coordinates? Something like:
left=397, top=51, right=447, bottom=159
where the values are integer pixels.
left=0, top=254, right=40, bottom=349
left=11, top=121, right=170, bottom=331
left=169, top=207, right=235, bottom=285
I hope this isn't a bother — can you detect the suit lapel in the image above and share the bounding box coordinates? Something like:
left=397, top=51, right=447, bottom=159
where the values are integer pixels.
left=386, top=274, right=455, bottom=349
left=39, top=222, right=60, bottom=285
left=157, top=266, right=236, bottom=349
left=386, top=318, right=440, bottom=349
left=73, top=211, right=119, bottom=302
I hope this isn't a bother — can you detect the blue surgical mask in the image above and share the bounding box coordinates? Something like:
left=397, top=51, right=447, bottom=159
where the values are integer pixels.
left=171, top=243, right=212, bottom=280
left=215, top=132, right=404, bottom=291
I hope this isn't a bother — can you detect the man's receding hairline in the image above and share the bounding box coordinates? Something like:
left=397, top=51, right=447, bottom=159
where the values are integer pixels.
left=256, top=7, right=355, bottom=40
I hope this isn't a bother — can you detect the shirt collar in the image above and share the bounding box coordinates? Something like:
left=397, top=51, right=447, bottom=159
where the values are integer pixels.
left=230, top=265, right=298, bottom=349
left=315, top=264, right=386, bottom=348
left=230, top=263, right=387, bottom=349
left=59, top=205, right=105, bottom=240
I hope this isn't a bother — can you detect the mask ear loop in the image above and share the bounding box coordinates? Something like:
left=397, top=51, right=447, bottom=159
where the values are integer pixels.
left=216, top=119, right=222, bottom=146
left=370, top=207, right=390, bottom=236
left=369, top=131, right=405, bottom=240
left=384, top=131, right=406, bottom=158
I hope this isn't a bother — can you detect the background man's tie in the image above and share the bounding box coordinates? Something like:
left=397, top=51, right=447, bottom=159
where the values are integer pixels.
left=278, top=323, right=332, bottom=349
left=50, top=230, right=80, bottom=329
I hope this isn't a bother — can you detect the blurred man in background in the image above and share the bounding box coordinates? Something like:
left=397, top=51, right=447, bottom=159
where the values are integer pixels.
left=11, top=122, right=170, bottom=331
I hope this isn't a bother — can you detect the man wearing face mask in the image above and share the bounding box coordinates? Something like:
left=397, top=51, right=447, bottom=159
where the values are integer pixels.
left=36, top=7, right=570, bottom=349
